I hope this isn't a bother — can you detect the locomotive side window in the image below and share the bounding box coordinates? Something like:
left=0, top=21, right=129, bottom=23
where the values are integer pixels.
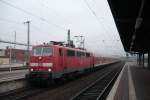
left=77, top=51, right=81, bottom=57
left=81, top=52, right=85, bottom=57
left=86, top=53, right=90, bottom=57
left=77, top=52, right=85, bottom=57
left=59, top=48, right=62, bottom=56
left=67, top=50, right=75, bottom=57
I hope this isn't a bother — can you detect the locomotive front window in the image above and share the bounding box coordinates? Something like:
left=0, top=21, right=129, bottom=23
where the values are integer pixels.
left=42, top=47, right=53, bottom=56
left=33, top=47, right=42, bottom=56
left=32, top=47, right=53, bottom=56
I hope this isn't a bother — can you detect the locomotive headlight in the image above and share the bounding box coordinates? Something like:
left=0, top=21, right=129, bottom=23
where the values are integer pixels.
left=38, top=56, right=42, bottom=60
left=30, top=68, right=33, bottom=71
left=48, top=68, right=51, bottom=72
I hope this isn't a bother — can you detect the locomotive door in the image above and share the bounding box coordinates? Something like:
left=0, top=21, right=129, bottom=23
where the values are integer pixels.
left=59, top=48, right=65, bottom=70
left=59, top=48, right=63, bottom=67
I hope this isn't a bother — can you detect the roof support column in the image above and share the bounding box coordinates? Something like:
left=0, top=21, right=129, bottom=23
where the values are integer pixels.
left=138, top=53, right=142, bottom=66
left=137, top=54, right=139, bottom=65
left=142, top=53, right=145, bottom=67
left=148, top=52, right=150, bottom=69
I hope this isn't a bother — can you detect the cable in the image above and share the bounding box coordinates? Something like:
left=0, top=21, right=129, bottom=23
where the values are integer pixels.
left=84, top=0, right=117, bottom=40
left=84, top=0, right=122, bottom=53
left=0, top=17, right=22, bottom=25
left=0, top=17, right=44, bottom=32
left=40, top=0, right=71, bottom=24
left=0, top=18, right=51, bottom=37
left=0, top=0, right=67, bottom=31
left=83, top=0, right=112, bottom=40
left=84, top=0, right=98, bottom=19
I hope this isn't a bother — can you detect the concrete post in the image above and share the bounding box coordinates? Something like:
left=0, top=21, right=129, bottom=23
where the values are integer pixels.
left=24, top=21, right=30, bottom=66
left=137, top=54, right=139, bottom=65
left=142, top=53, right=144, bottom=67
left=148, top=52, right=150, bottom=69
left=139, top=53, right=142, bottom=66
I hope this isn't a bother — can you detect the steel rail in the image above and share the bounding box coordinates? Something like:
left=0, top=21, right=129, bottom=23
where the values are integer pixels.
left=70, top=66, right=122, bottom=100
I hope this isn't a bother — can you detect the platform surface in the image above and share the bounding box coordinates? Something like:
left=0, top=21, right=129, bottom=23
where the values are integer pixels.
left=0, top=70, right=28, bottom=83
left=0, top=63, right=24, bottom=68
left=107, top=62, right=150, bottom=100
left=131, top=65, right=150, bottom=100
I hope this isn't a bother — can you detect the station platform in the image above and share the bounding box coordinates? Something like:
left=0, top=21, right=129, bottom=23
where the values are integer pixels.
left=0, top=63, right=27, bottom=72
left=107, top=62, right=150, bottom=100
left=0, top=70, right=28, bottom=83
left=0, top=63, right=24, bottom=68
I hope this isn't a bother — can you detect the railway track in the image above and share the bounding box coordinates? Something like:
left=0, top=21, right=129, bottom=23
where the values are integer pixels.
left=70, top=66, right=122, bottom=100
left=0, top=87, right=48, bottom=100
left=0, top=62, right=123, bottom=100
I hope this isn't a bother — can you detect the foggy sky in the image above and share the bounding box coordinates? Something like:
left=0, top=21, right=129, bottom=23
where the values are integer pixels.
left=0, top=0, right=125, bottom=57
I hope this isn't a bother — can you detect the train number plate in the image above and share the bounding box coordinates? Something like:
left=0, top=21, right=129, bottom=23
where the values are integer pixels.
left=38, top=63, right=43, bottom=66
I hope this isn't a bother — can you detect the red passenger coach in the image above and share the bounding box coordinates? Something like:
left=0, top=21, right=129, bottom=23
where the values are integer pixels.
left=26, top=43, right=94, bottom=83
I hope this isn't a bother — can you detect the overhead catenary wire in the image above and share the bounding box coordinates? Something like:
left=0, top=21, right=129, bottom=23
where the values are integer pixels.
left=0, top=4, right=77, bottom=46
left=0, top=0, right=96, bottom=39
left=0, top=15, right=77, bottom=47
left=83, top=0, right=113, bottom=49
left=39, top=0, right=84, bottom=37
left=39, top=0, right=71, bottom=24
left=83, top=0, right=112, bottom=41
left=0, top=17, right=22, bottom=25
left=84, top=0, right=123, bottom=53
left=91, top=0, right=116, bottom=32
left=0, top=0, right=67, bottom=31
left=0, top=17, right=45, bottom=33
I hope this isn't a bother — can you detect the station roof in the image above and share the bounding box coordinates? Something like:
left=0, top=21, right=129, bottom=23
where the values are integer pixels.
left=107, top=0, right=150, bottom=53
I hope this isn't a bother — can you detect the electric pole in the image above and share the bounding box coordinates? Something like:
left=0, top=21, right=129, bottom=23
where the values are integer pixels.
left=67, top=29, right=70, bottom=47
left=14, top=31, right=16, bottom=62
left=24, top=21, right=30, bottom=65
left=14, top=31, right=16, bottom=49
left=74, top=35, right=85, bottom=49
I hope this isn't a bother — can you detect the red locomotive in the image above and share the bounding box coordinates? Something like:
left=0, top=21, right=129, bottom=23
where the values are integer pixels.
left=26, top=42, right=108, bottom=84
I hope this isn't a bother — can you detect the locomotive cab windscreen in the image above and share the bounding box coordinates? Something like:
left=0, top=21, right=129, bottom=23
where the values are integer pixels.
left=32, top=47, right=53, bottom=56
left=30, top=46, right=54, bottom=72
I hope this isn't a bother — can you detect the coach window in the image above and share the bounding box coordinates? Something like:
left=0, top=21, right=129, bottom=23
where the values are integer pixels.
left=67, top=50, right=75, bottom=57
left=59, top=48, right=62, bottom=56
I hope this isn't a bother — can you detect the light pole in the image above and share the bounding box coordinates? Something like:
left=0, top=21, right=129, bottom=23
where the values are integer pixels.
left=14, top=31, right=16, bottom=49
left=14, top=31, right=16, bottom=63
left=24, top=21, right=31, bottom=65
left=9, top=46, right=12, bottom=64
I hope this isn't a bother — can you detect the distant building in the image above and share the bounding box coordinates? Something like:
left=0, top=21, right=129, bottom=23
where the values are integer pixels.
left=0, top=49, right=5, bottom=57
left=0, top=49, right=9, bottom=64
left=0, top=47, right=30, bottom=64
